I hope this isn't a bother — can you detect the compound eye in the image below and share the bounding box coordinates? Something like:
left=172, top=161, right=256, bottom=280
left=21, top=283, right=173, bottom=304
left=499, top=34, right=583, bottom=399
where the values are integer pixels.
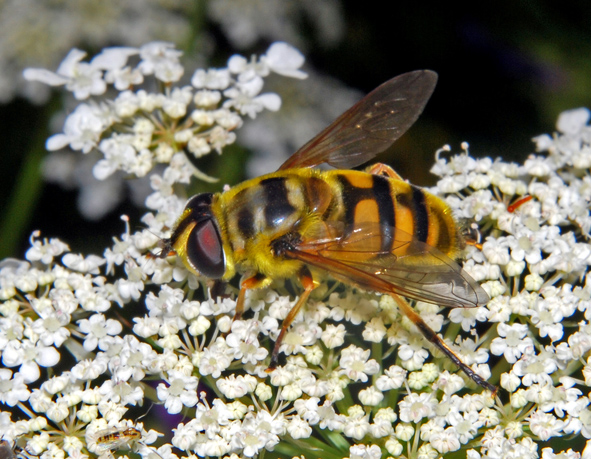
left=186, top=219, right=225, bottom=279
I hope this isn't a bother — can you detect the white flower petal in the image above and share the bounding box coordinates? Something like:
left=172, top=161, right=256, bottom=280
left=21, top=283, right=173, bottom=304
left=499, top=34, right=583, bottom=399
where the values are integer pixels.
left=36, top=346, right=60, bottom=367
left=254, top=93, right=281, bottom=111
left=556, top=107, right=590, bottom=134
left=264, top=42, right=307, bottom=79
left=19, top=360, right=41, bottom=383
left=91, top=47, right=139, bottom=70
left=23, top=68, right=69, bottom=86
left=46, top=134, right=72, bottom=151
left=227, top=54, right=247, bottom=74
left=56, top=48, right=88, bottom=77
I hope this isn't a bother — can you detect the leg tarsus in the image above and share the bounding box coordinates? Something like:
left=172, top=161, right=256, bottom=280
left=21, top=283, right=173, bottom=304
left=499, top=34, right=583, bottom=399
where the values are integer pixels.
left=233, top=273, right=269, bottom=322
left=365, top=163, right=404, bottom=180
left=233, top=286, right=246, bottom=322
left=390, top=292, right=498, bottom=395
left=268, top=266, right=317, bottom=369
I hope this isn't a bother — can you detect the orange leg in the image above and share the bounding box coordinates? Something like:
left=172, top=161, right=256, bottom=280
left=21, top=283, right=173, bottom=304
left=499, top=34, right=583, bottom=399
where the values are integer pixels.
left=465, top=240, right=483, bottom=251
left=233, top=269, right=318, bottom=370
left=234, top=287, right=246, bottom=322
left=461, top=222, right=485, bottom=250
left=267, top=266, right=318, bottom=370
left=234, top=273, right=268, bottom=322
left=289, top=249, right=498, bottom=394
left=365, top=162, right=404, bottom=180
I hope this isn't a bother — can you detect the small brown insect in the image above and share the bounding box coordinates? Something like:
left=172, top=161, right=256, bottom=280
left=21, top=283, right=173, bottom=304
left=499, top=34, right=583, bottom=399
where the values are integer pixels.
left=93, top=427, right=141, bottom=452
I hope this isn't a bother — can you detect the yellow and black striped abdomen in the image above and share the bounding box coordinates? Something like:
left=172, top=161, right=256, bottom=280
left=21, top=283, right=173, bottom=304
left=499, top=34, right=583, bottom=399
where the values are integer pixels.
left=325, top=170, right=462, bottom=262
left=216, top=168, right=463, bottom=279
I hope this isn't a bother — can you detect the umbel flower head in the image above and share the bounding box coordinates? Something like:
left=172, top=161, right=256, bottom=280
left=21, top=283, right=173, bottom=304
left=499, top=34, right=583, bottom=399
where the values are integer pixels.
left=0, top=42, right=589, bottom=459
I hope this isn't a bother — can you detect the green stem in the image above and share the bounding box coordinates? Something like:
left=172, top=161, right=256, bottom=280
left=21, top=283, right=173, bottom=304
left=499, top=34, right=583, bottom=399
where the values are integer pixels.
left=274, top=433, right=347, bottom=459
left=0, top=131, right=46, bottom=259
left=444, top=320, right=461, bottom=343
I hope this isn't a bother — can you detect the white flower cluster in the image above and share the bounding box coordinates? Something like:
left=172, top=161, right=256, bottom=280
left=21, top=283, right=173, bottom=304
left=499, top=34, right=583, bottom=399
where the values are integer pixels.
left=428, top=109, right=591, bottom=457
left=1, top=43, right=590, bottom=459
left=26, top=41, right=306, bottom=220
left=0, top=0, right=195, bottom=103
left=0, top=0, right=346, bottom=105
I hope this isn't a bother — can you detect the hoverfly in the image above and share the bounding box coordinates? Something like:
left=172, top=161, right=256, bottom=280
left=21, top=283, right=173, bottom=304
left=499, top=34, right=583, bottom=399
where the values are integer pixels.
left=94, top=427, right=141, bottom=451
left=163, top=70, right=496, bottom=394
left=90, top=426, right=145, bottom=458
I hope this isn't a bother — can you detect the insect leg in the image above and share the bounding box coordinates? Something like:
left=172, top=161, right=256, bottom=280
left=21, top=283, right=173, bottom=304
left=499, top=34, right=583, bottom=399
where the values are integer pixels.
left=267, top=266, right=318, bottom=371
left=234, top=273, right=268, bottom=321
left=284, top=248, right=497, bottom=394
left=465, top=240, right=483, bottom=251
left=209, top=280, right=229, bottom=301
left=390, top=292, right=498, bottom=395
left=462, top=223, right=484, bottom=251
left=365, top=163, right=404, bottom=180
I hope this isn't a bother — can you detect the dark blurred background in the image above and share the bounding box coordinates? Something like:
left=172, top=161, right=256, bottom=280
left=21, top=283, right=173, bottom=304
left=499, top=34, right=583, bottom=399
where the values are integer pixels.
left=1, top=0, right=590, bottom=259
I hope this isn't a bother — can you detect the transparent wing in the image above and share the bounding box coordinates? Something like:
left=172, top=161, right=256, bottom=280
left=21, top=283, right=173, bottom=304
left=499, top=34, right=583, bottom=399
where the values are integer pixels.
left=285, top=221, right=489, bottom=308
left=278, top=70, right=437, bottom=171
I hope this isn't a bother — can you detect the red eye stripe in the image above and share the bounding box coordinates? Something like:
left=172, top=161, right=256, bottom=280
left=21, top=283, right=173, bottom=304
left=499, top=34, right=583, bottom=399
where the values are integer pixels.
left=196, top=220, right=222, bottom=264
left=187, top=219, right=225, bottom=278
